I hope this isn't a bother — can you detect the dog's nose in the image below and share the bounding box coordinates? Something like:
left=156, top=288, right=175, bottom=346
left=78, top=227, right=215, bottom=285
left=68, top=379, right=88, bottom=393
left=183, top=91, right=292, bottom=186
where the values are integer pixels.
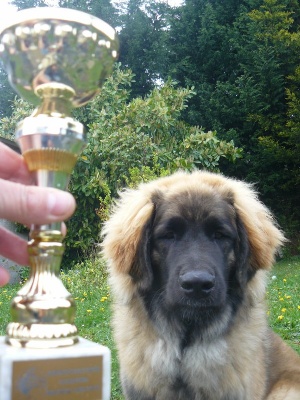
left=179, top=271, right=215, bottom=298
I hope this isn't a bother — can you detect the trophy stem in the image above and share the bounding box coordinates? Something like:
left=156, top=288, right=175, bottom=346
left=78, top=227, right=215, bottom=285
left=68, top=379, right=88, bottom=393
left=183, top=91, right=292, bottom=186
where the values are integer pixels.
left=6, top=230, right=78, bottom=349
left=33, top=83, right=75, bottom=118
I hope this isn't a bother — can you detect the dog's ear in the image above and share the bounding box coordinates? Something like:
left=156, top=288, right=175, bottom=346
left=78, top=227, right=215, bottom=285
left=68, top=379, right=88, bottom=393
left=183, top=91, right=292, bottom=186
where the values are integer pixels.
left=234, top=210, right=257, bottom=283
left=129, top=190, right=165, bottom=291
left=232, top=182, right=286, bottom=270
left=101, top=187, right=155, bottom=278
left=130, top=209, right=156, bottom=292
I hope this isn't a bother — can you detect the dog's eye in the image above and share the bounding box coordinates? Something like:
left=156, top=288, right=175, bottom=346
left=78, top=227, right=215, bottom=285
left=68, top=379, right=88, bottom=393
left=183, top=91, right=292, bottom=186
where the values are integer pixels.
left=206, top=217, right=235, bottom=242
left=212, top=231, right=226, bottom=240
left=162, top=231, right=176, bottom=240
left=154, top=216, right=187, bottom=240
left=211, top=228, right=236, bottom=242
left=155, top=230, right=176, bottom=241
left=155, top=218, right=186, bottom=241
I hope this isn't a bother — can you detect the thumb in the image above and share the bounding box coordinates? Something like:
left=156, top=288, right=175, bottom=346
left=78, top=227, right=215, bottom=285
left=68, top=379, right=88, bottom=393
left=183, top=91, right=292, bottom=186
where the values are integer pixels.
left=0, top=179, right=76, bottom=226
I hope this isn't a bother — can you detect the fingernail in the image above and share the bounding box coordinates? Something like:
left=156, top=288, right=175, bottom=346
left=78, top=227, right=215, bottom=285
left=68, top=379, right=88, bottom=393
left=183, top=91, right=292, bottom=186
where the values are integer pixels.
left=47, top=191, right=75, bottom=218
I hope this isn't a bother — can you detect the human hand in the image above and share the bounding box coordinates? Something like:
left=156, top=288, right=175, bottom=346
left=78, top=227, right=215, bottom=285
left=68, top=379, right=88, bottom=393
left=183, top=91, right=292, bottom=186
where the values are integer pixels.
left=0, top=142, right=76, bottom=286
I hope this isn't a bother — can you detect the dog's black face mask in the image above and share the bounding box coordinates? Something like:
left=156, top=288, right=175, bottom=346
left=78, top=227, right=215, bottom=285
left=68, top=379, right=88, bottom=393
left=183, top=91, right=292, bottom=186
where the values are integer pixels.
left=130, top=189, right=251, bottom=336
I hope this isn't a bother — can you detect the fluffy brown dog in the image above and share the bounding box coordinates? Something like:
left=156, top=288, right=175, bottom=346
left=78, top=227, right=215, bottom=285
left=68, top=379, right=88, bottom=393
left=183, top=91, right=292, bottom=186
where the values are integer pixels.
left=102, top=171, right=300, bottom=400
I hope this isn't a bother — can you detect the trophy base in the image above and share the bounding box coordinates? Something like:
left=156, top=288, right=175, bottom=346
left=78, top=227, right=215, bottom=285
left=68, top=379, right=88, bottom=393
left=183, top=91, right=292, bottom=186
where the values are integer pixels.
left=0, top=336, right=110, bottom=400
left=6, top=323, right=78, bottom=349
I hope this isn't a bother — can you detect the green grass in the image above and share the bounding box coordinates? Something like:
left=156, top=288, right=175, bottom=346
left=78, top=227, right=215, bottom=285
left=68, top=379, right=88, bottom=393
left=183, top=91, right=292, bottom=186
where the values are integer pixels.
left=266, top=256, right=300, bottom=352
left=0, top=256, right=299, bottom=400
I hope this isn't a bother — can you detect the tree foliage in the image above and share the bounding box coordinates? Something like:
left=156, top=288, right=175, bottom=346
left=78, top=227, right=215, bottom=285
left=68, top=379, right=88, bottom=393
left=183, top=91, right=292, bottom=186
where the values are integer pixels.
left=238, top=0, right=300, bottom=233
left=0, top=67, right=16, bottom=119
left=164, top=0, right=300, bottom=241
left=118, top=0, right=172, bottom=97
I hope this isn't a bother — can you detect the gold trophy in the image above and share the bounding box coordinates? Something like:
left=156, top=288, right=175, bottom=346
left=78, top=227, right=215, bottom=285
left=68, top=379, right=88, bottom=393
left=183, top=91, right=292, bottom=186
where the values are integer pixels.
left=0, top=7, right=118, bottom=399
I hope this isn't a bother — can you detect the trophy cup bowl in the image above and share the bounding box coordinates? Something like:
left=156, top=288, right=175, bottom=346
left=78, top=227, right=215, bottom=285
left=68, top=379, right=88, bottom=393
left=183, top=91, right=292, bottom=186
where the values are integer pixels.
left=0, top=7, right=118, bottom=349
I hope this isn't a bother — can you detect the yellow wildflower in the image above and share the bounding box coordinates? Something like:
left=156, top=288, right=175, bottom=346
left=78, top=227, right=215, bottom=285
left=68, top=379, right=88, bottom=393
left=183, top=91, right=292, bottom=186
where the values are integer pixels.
left=277, top=315, right=284, bottom=320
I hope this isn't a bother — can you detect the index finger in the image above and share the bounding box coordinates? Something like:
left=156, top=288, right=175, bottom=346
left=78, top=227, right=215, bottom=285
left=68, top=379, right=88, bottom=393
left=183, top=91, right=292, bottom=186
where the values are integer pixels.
left=0, top=267, right=10, bottom=287
left=0, top=142, right=33, bottom=184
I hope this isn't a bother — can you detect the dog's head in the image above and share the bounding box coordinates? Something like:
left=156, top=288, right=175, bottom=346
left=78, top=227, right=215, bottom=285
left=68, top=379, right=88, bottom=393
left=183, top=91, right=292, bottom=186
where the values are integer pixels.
left=102, top=171, right=285, bottom=328
left=147, top=187, right=244, bottom=320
